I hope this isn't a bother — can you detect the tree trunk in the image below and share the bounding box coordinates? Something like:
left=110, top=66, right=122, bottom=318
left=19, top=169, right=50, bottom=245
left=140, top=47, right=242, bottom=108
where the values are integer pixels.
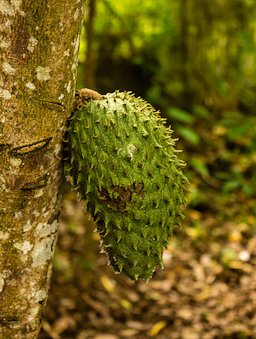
left=0, top=1, right=85, bottom=338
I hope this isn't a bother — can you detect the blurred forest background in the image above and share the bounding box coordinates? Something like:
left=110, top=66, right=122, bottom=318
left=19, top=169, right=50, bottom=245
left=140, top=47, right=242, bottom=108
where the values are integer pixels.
left=40, top=0, right=256, bottom=338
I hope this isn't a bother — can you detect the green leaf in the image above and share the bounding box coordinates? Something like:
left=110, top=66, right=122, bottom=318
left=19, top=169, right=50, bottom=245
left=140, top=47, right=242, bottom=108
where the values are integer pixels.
left=177, top=126, right=200, bottom=145
left=191, top=158, right=209, bottom=177
left=242, top=183, right=255, bottom=197
left=226, top=123, right=252, bottom=141
left=167, top=107, right=194, bottom=124
left=192, top=105, right=210, bottom=119
left=223, top=180, right=241, bottom=192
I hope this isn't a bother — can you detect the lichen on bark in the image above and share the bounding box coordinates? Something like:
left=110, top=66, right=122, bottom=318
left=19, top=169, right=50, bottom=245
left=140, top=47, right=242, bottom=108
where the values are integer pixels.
left=0, top=0, right=86, bottom=337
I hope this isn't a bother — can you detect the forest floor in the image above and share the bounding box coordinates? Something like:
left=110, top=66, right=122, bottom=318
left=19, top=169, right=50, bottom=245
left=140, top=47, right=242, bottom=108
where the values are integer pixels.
left=39, top=181, right=256, bottom=339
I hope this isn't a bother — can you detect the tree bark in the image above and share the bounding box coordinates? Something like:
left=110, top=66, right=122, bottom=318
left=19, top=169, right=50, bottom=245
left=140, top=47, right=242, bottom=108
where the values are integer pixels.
left=0, top=1, right=85, bottom=338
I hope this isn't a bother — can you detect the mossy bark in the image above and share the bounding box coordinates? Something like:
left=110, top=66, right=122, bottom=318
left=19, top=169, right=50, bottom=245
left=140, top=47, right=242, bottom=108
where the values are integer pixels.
left=0, top=1, right=85, bottom=338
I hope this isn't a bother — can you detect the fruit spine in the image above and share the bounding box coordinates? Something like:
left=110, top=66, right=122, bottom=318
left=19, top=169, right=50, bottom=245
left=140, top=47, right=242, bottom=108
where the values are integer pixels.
left=66, top=90, right=187, bottom=281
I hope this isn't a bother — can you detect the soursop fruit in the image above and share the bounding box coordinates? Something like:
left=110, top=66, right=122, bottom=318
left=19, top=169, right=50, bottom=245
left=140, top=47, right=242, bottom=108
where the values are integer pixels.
left=66, top=90, right=187, bottom=281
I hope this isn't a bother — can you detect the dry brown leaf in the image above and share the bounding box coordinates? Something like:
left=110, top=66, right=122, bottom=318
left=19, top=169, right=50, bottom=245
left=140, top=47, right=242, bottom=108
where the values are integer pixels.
left=127, top=321, right=151, bottom=331
left=94, top=335, right=118, bottom=339
left=177, top=307, right=193, bottom=321
left=119, top=329, right=139, bottom=337
left=52, top=314, right=76, bottom=334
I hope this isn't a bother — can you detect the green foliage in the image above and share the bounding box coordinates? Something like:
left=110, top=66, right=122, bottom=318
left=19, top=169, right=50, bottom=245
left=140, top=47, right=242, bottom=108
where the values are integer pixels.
left=218, top=112, right=256, bottom=143
left=190, top=158, right=209, bottom=178
left=176, top=126, right=200, bottom=146
left=66, top=91, right=187, bottom=280
left=167, top=107, right=195, bottom=124
left=80, top=0, right=256, bottom=108
left=76, top=0, right=256, bottom=267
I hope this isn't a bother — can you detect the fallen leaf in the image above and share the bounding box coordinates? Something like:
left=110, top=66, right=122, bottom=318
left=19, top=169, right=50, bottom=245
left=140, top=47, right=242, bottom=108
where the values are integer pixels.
left=119, top=298, right=133, bottom=309
left=149, top=321, right=167, bottom=336
left=100, top=275, right=116, bottom=293
left=94, top=335, right=118, bottom=339
left=120, top=329, right=139, bottom=337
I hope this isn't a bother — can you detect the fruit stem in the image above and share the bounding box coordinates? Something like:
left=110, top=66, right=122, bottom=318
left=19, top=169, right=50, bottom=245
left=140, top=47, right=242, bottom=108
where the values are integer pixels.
left=75, top=88, right=102, bottom=109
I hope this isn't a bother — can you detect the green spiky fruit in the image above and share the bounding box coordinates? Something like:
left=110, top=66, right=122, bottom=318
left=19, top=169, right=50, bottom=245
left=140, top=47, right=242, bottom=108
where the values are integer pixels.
left=66, top=90, right=187, bottom=281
